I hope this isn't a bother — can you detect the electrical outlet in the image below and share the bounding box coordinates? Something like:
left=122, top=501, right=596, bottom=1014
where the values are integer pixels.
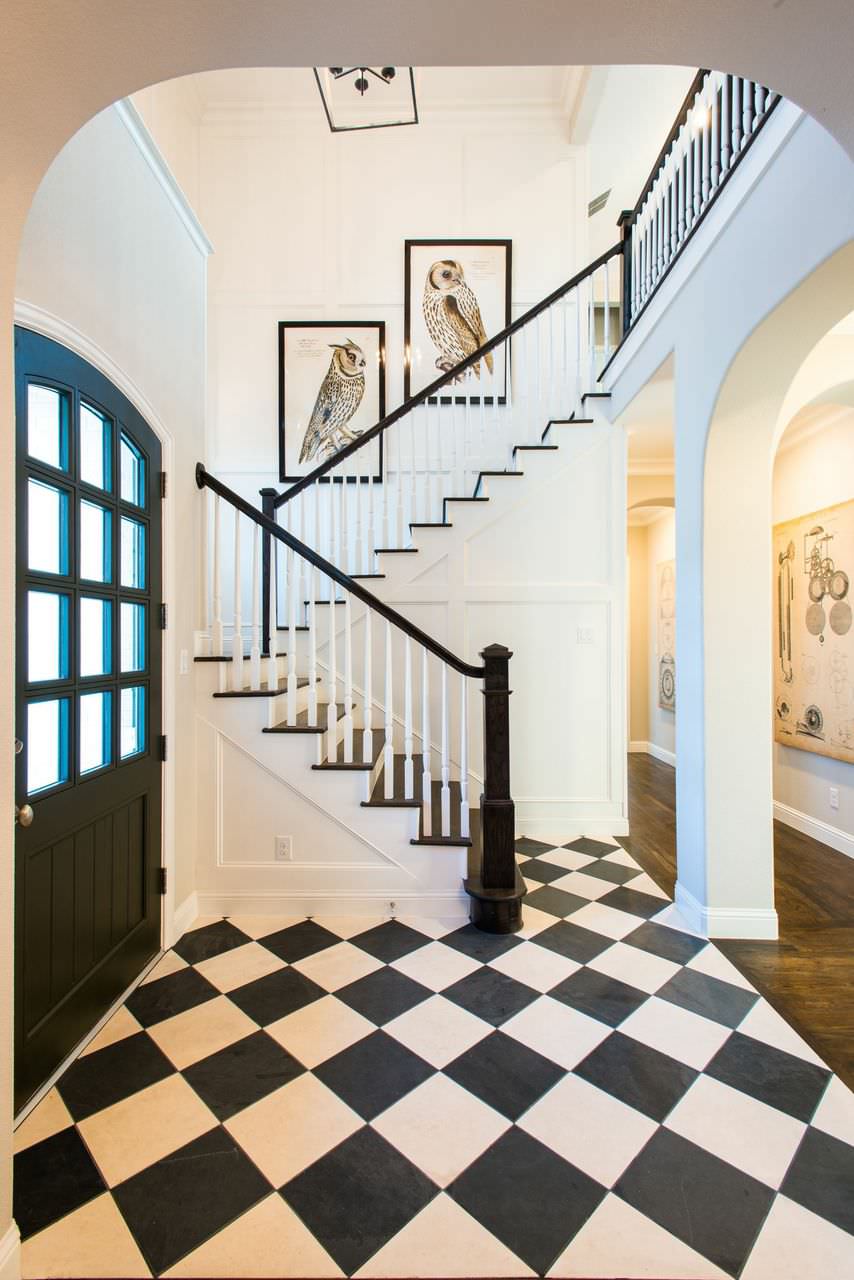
left=829, top=787, right=840, bottom=811
left=577, top=627, right=594, bottom=645
left=274, top=836, right=293, bottom=862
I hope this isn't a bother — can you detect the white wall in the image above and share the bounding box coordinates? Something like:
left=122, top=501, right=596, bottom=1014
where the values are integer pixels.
left=773, top=411, right=854, bottom=850
left=15, top=102, right=209, bottom=917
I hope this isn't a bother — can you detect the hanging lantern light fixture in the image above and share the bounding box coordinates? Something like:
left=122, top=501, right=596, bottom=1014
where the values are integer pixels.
left=313, top=66, right=418, bottom=132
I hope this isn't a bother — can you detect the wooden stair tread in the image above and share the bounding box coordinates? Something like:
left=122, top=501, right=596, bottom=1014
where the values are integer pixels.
left=363, top=754, right=472, bottom=846
left=264, top=702, right=345, bottom=733
left=312, top=730, right=384, bottom=771
left=213, top=676, right=312, bottom=698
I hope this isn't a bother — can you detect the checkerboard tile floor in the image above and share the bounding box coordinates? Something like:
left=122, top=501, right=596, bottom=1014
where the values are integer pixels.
left=14, top=836, right=854, bottom=1278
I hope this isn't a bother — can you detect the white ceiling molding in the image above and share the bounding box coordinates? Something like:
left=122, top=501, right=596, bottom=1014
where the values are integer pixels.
left=628, top=457, right=676, bottom=476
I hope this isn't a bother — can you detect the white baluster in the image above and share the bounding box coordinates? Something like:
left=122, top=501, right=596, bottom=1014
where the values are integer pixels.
left=701, top=82, right=711, bottom=204
left=249, top=524, right=261, bottom=690
left=603, top=259, right=611, bottom=361
left=307, top=561, right=318, bottom=726
left=367, top=461, right=376, bottom=566
left=685, top=131, right=694, bottom=230
left=692, top=125, right=701, bottom=220
left=587, top=271, right=595, bottom=387
left=711, top=73, right=721, bottom=189
left=421, top=648, right=432, bottom=836
left=383, top=622, right=394, bottom=799
left=732, top=75, right=743, bottom=155
left=362, top=607, right=373, bottom=763
left=403, top=635, right=414, bottom=798
left=231, top=511, right=244, bottom=691
left=287, top=546, right=298, bottom=724
left=200, top=486, right=210, bottom=640
left=212, top=494, right=224, bottom=655
left=266, top=538, right=279, bottom=691
left=459, top=672, right=469, bottom=838
left=408, top=410, right=418, bottom=537
left=721, top=74, right=732, bottom=175
left=423, top=400, right=433, bottom=524
left=395, top=428, right=405, bottom=548
left=754, top=80, right=766, bottom=121
left=742, top=78, right=753, bottom=142
left=326, top=580, right=337, bottom=761
left=354, top=474, right=364, bottom=577
left=440, top=662, right=451, bottom=837
left=342, top=592, right=353, bottom=763
left=382, top=443, right=392, bottom=550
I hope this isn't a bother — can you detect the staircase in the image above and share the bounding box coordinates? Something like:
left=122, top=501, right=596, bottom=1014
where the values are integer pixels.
left=194, top=68, right=780, bottom=931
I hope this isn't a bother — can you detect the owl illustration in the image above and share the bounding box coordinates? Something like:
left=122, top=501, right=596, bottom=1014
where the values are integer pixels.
left=299, top=340, right=367, bottom=464
left=422, top=261, right=493, bottom=379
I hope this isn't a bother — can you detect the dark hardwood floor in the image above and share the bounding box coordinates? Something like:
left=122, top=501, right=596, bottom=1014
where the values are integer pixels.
left=623, top=752, right=854, bottom=1090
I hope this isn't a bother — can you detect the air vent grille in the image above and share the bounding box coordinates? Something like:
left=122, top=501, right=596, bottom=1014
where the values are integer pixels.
left=588, top=188, right=611, bottom=217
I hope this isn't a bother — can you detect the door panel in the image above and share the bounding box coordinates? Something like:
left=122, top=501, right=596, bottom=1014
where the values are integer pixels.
left=14, top=328, right=163, bottom=1112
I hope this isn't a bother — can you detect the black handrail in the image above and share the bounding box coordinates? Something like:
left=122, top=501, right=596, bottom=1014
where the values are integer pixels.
left=196, top=463, right=485, bottom=680
left=273, top=241, right=625, bottom=508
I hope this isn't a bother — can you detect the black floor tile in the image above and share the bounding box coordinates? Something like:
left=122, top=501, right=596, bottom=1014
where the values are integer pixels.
left=172, top=919, right=251, bottom=964
left=443, top=966, right=538, bottom=1027
left=448, top=1127, right=605, bottom=1274
left=615, top=1127, right=775, bottom=1277
left=550, top=968, right=648, bottom=1028
left=444, top=1030, right=564, bottom=1120
left=313, top=1030, right=434, bottom=1120
left=705, top=1031, right=832, bottom=1122
left=57, top=1032, right=175, bottom=1121
left=282, top=1126, right=438, bottom=1274
left=622, top=920, right=708, bottom=966
left=576, top=1031, right=697, bottom=1122
left=530, top=920, right=613, bottom=964
left=524, top=885, right=590, bottom=918
left=125, top=967, right=219, bottom=1028
left=336, top=967, right=431, bottom=1026
left=257, top=919, right=341, bottom=963
left=113, top=1126, right=271, bottom=1275
left=598, top=885, right=670, bottom=919
left=440, top=924, right=522, bottom=963
left=656, top=966, right=759, bottom=1029
left=228, top=967, right=326, bottom=1027
left=13, top=1127, right=105, bottom=1240
left=519, top=858, right=570, bottom=885
left=515, top=837, right=554, bottom=856
left=350, top=920, right=431, bottom=963
left=183, top=1030, right=305, bottom=1121
left=780, top=1126, right=854, bottom=1235
left=563, top=837, right=617, bottom=858
left=576, top=859, right=642, bottom=885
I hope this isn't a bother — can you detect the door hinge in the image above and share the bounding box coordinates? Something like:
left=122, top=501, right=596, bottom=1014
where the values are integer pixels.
left=159, top=470, right=167, bottom=498
left=158, top=867, right=167, bottom=895
left=159, top=603, right=167, bottom=630
left=158, top=734, right=168, bottom=762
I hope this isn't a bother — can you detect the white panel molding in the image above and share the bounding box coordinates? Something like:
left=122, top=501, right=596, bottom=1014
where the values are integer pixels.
left=114, top=98, right=213, bottom=257
left=774, top=801, right=854, bottom=861
left=12, top=300, right=184, bottom=958
left=0, top=1224, right=20, bottom=1280
left=675, top=881, right=779, bottom=941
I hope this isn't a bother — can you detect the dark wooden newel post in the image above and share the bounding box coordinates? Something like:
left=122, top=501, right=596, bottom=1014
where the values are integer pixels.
left=465, top=643, right=525, bottom=934
left=259, top=488, right=277, bottom=657
left=617, top=210, right=634, bottom=336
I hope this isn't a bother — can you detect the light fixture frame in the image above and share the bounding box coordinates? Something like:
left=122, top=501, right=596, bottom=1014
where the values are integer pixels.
left=313, top=66, right=419, bottom=133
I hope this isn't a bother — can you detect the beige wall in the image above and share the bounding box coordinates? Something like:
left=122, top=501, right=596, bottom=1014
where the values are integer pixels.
left=627, top=524, right=649, bottom=744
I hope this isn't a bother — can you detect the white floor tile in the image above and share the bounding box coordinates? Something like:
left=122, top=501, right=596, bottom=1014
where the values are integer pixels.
left=537, top=848, right=597, bottom=872
left=354, top=1193, right=535, bottom=1278
left=737, top=999, right=827, bottom=1067
left=620, top=996, right=731, bottom=1070
left=811, top=1073, right=854, bottom=1146
left=550, top=1193, right=730, bottom=1279
left=665, top=1074, right=807, bottom=1189
left=740, top=1195, right=854, bottom=1279
left=571, top=901, right=647, bottom=940
left=502, top=995, right=610, bottom=1071
left=163, top=1194, right=343, bottom=1277
left=290, top=941, right=383, bottom=992
left=602, top=848, right=642, bottom=869
left=488, top=941, right=580, bottom=992
left=550, top=871, right=616, bottom=901
left=622, top=872, right=669, bottom=899
left=686, top=944, right=757, bottom=991
left=266, top=995, right=374, bottom=1068
left=390, top=941, right=481, bottom=991
left=519, top=1073, right=656, bottom=1187
left=588, top=941, right=679, bottom=994
left=372, top=1074, right=509, bottom=1186
left=383, top=994, right=490, bottom=1068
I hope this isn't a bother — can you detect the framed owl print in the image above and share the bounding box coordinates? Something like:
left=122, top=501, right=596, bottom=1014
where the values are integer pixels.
left=278, top=320, right=386, bottom=482
left=404, top=240, right=512, bottom=404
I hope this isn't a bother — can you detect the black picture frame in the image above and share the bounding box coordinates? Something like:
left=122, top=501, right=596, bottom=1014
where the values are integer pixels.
left=278, top=320, right=386, bottom=484
left=404, top=239, right=512, bottom=405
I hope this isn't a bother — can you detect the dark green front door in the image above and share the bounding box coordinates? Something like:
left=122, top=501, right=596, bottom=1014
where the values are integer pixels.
left=14, top=328, right=163, bottom=1112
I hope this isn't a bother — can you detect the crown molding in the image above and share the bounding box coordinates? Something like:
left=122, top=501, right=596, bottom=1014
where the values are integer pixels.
left=114, top=97, right=213, bottom=257
left=628, top=456, right=675, bottom=476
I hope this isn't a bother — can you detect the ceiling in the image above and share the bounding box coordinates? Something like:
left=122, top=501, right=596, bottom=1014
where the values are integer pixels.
left=615, top=354, right=675, bottom=474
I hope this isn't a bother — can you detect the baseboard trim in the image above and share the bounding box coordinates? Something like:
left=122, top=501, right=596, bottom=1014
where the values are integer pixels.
left=517, top=817, right=629, bottom=838
left=629, top=740, right=676, bottom=767
left=197, top=890, right=469, bottom=920
left=0, top=1223, right=20, bottom=1280
left=675, top=880, right=779, bottom=940
left=169, top=891, right=199, bottom=945
left=774, top=800, right=854, bottom=861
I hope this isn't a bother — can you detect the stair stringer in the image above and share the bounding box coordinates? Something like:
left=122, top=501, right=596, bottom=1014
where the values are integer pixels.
left=193, top=686, right=469, bottom=920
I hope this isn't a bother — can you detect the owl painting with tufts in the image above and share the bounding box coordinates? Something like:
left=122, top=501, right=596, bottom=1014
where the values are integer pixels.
left=299, top=340, right=367, bottom=464
left=422, top=260, right=493, bottom=379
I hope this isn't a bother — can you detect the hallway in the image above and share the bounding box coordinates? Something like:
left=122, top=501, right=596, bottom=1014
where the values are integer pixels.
left=14, top=834, right=854, bottom=1278
left=624, top=754, right=854, bottom=1089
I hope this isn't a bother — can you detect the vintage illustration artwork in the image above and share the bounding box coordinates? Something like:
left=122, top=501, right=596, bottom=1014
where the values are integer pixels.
left=278, top=321, right=385, bottom=482
left=657, top=559, right=676, bottom=712
left=404, top=240, right=511, bottom=403
left=774, top=497, right=854, bottom=763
